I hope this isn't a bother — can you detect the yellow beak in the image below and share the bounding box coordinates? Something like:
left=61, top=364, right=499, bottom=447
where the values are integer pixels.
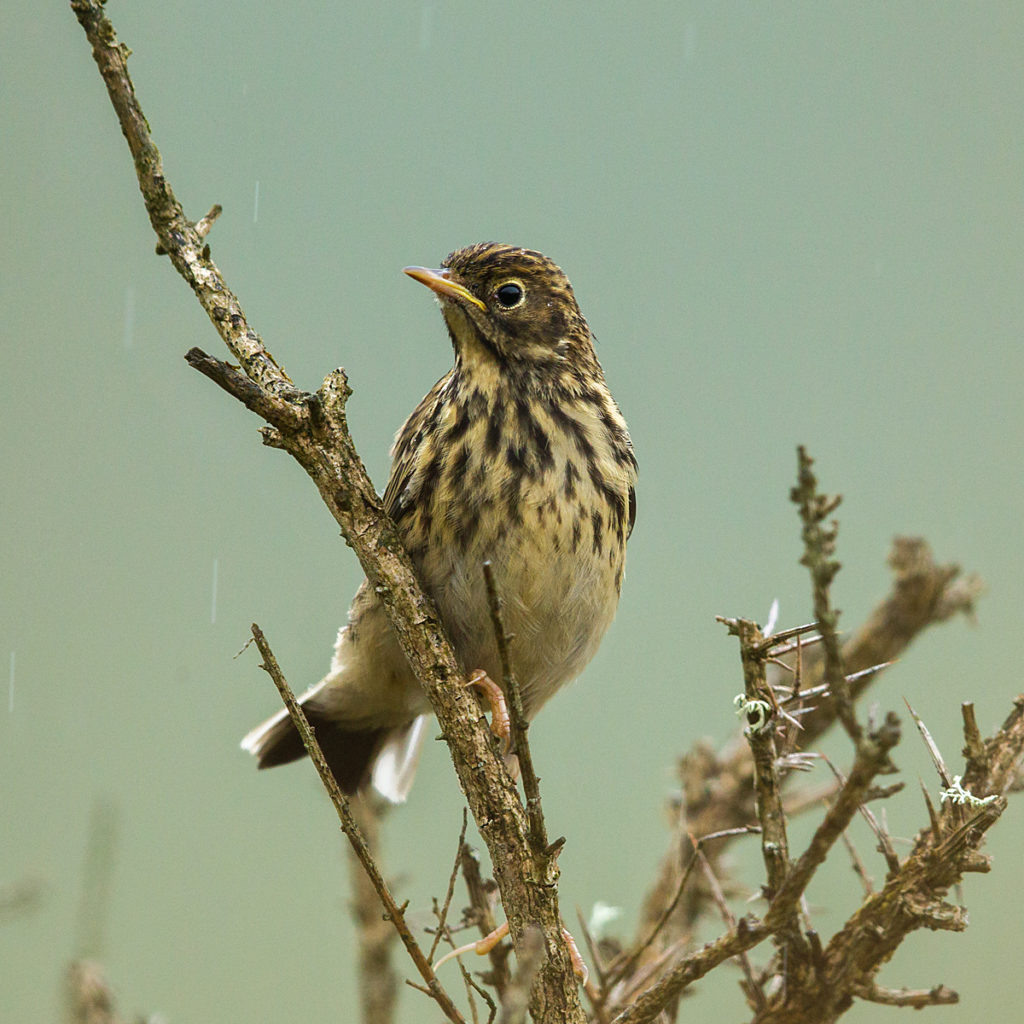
left=403, top=266, right=487, bottom=311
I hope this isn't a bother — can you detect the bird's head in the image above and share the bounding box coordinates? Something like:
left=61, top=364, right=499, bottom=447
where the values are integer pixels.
left=404, top=243, right=593, bottom=374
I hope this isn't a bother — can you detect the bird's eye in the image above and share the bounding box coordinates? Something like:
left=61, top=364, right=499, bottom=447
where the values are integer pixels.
left=494, top=282, right=524, bottom=309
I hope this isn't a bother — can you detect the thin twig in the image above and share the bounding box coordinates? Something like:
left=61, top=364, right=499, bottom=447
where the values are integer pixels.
left=482, top=560, right=547, bottom=853
left=464, top=969, right=497, bottom=1024
left=194, top=202, right=222, bottom=238
left=695, top=848, right=764, bottom=1010
left=461, top=845, right=512, bottom=996
left=430, top=808, right=471, bottom=961
left=791, top=446, right=861, bottom=742
left=74, top=800, right=119, bottom=961
left=766, top=713, right=901, bottom=929
left=66, top=960, right=125, bottom=1024
left=821, top=754, right=900, bottom=873
left=756, top=621, right=822, bottom=650
left=853, top=982, right=958, bottom=1007
left=609, top=916, right=771, bottom=1024
left=610, top=826, right=757, bottom=985
left=574, top=906, right=607, bottom=989
left=837, top=823, right=874, bottom=897
left=348, top=794, right=399, bottom=1024
left=960, top=701, right=987, bottom=776
left=250, top=624, right=466, bottom=1024
left=904, top=698, right=953, bottom=788
left=184, top=347, right=306, bottom=430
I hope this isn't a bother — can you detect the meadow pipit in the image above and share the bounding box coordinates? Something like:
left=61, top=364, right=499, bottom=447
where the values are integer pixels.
left=242, top=243, right=637, bottom=800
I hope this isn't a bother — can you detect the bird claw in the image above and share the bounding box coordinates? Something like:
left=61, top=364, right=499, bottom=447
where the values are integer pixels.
left=433, top=920, right=509, bottom=972
left=465, top=669, right=511, bottom=753
left=559, top=927, right=589, bottom=984
left=432, top=919, right=589, bottom=986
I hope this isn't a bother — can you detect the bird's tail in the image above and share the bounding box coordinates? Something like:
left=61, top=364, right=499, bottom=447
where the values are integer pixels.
left=241, top=706, right=428, bottom=803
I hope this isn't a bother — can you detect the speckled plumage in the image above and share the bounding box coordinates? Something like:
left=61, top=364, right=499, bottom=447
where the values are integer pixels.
left=242, top=244, right=636, bottom=800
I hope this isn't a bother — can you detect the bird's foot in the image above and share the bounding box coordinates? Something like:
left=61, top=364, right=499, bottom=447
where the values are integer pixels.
left=433, top=919, right=588, bottom=984
left=433, top=920, right=509, bottom=972
left=465, top=669, right=511, bottom=753
left=562, top=927, right=589, bottom=985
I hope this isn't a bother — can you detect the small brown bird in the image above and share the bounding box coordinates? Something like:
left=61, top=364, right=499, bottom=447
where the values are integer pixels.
left=242, top=243, right=636, bottom=800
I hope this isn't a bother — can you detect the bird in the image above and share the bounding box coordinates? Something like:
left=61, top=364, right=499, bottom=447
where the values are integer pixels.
left=241, top=242, right=637, bottom=802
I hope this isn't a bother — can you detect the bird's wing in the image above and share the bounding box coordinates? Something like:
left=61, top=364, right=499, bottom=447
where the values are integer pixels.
left=381, top=373, right=450, bottom=521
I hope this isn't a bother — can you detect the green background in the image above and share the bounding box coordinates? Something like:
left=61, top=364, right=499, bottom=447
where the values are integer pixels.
left=4, top=3, right=1023, bottom=1021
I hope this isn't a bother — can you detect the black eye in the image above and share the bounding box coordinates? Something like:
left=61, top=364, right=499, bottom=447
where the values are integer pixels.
left=494, top=282, right=524, bottom=309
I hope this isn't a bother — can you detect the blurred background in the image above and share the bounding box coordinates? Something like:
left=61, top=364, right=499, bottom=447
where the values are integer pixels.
left=3, top=3, right=1023, bottom=1020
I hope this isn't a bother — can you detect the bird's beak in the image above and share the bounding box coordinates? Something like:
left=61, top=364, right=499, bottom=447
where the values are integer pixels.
left=403, top=266, right=487, bottom=311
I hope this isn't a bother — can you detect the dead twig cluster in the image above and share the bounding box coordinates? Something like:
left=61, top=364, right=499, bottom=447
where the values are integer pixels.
left=586, top=456, right=1014, bottom=1024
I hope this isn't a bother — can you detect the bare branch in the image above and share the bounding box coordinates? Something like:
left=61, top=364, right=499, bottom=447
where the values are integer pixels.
left=250, top=624, right=466, bottom=1024
left=799, top=535, right=981, bottom=745
left=960, top=700, right=987, bottom=776
left=854, top=982, right=958, bottom=1008
left=634, top=535, right=981, bottom=970
left=765, top=715, right=901, bottom=930
left=608, top=828, right=752, bottom=988
left=790, top=446, right=860, bottom=742
left=71, top=6, right=1023, bottom=1021
left=609, top=917, right=771, bottom=1024
left=751, top=697, right=1022, bottom=1022
left=184, top=347, right=306, bottom=431
left=961, top=695, right=1024, bottom=798
left=430, top=809, right=471, bottom=962
left=347, top=795, right=399, bottom=1024
left=66, top=960, right=124, bottom=1024
left=483, top=561, right=547, bottom=853
left=905, top=699, right=954, bottom=789
left=821, top=754, right=900, bottom=873
left=723, top=618, right=793, bottom=902
left=695, top=848, right=765, bottom=1011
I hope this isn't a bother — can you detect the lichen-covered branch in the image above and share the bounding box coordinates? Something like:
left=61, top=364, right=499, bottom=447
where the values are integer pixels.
left=726, top=618, right=793, bottom=901
left=631, top=535, right=982, bottom=980
left=615, top=451, right=1013, bottom=1023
